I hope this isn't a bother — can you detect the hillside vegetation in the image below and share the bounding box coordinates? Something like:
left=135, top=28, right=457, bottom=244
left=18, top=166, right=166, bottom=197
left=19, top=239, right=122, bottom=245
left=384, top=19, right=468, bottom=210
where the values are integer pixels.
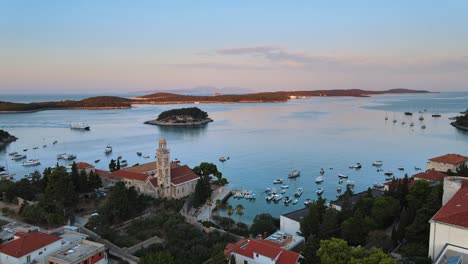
left=157, top=107, right=209, bottom=121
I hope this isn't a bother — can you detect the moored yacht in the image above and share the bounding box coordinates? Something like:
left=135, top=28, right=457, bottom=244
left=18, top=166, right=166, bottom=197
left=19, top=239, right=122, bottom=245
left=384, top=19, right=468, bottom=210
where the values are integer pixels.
left=273, top=179, right=283, bottom=184
left=372, top=161, right=383, bottom=166
left=316, top=188, right=324, bottom=195
left=22, top=159, right=40, bottom=166
left=288, top=170, right=301, bottom=178
left=104, top=145, right=112, bottom=153
left=315, top=176, right=324, bottom=183
left=304, top=199, right=312, bottom=206
left=273, top=194, right=283, bottom=202
left=57, top=153, right=76, bottom=160
left=338, top=174, right=348, bottom=179
left=320, top=168, right=325, bottom=174
left=12, top=154, right=27, bottom=160
left=294, top=187, right=303, bottom=197
left=70, top=123, right=91, bottom=130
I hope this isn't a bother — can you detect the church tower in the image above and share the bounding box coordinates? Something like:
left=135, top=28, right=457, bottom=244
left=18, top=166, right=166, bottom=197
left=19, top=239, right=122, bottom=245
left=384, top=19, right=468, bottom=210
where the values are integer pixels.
left=156, top=137, right=171, bottom=198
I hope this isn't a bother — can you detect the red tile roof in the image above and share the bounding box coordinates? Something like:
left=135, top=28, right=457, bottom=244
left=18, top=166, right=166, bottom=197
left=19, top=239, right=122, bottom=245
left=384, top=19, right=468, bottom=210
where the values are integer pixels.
left=384, top=178, right=416, bottom=189
left=170, top=165, right=199, bottom=185
left=111, top=170, right=148, bottom=182
left=76, top=162, right=95, bottom=170
left=226, top=239, right=300, bottom=264
left=0, top=232, right=61, bottom=258
left=123, top=162, right=157, bottom=173
left=149, top=177, right=158, bottom=188
left=413, top=170, right=446, bottom=182
left=429, top=154, right=468, bottom=164
left=432, top=186, right=468, bottom=228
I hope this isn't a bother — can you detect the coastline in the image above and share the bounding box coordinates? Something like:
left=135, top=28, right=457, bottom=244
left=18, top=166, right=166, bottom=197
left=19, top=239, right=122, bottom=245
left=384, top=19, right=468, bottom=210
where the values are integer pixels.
left=451, top=122, right=468, bottom=131
left=144, top=118, right=213, bottom=126
left=0, top=136, right=18, bottom=148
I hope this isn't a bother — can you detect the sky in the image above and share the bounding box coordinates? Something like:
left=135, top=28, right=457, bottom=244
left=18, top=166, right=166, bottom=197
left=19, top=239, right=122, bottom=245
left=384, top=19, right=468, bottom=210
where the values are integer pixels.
left=0, top=1, right=468, bottom=94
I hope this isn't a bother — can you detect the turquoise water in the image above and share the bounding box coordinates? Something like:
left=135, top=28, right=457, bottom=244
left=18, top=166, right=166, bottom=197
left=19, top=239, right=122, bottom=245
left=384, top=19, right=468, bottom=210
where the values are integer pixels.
left=1, top=92, right=467, bottom=223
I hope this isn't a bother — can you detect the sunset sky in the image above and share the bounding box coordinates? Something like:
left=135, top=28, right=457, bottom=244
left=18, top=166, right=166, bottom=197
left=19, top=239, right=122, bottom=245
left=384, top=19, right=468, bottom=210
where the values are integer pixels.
left=1, top=1, right=467, bottom=93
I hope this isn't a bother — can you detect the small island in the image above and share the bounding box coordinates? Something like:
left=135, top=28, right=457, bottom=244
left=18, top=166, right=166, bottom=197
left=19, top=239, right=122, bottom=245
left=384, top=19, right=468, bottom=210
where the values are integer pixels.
left=451, top=112, right=468, bottom=131
left=0, top=129, right=17, bottom=148
left=145, top=107, right=213, bottom=126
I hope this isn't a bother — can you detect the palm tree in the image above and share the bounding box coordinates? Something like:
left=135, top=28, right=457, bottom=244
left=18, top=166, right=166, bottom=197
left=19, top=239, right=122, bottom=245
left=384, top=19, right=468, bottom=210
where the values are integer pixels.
left=226, top=204, right=233, bottom=229
left=206, top=198, right=213, bottom=219
left=236, top=204, right=244, bottom=223
left=215, top=199, right=221, bottom=215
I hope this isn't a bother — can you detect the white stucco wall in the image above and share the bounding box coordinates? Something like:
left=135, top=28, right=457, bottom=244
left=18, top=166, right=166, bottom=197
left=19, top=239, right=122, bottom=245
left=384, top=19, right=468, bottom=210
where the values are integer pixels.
left=429, top=221, right=468, bottom=260
left=0, top=239, right=64, bottom=264
left=171, top=179, right=197, bottom=199
left=426, top=161, right=468, bottom=173
left=280, top=216, right=301, bottom=236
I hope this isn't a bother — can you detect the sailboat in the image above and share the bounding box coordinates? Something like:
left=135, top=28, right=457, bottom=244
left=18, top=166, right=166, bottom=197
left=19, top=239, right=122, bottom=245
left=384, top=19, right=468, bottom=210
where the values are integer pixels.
left=392, top=113, right=397, bottom=123
left=419, top=114, right=424, bottom=121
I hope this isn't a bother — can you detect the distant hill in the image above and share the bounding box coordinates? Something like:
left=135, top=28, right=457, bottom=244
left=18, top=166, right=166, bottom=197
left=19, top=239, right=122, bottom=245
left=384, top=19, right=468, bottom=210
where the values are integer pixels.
left=135, top=86, right=253, bottom=95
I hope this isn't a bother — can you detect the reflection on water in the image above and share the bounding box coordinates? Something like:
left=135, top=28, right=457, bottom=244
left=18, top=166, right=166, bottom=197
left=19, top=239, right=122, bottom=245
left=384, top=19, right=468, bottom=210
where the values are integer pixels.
left=0, top=93, right=467, bottom=223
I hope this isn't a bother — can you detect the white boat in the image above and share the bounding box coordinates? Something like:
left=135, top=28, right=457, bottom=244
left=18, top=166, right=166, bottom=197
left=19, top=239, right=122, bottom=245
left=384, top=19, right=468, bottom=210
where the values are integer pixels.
left=280, top=189, right=286, bottom=194
left=70, top=123, right=90, bottom=130
left=280, top=185, right=289, bottom=189
left=372, top=161, right=383, bottom=166
left=346, top=181, right=355, bottom=187
left=12, top=154, right=27, bottom=160
left=304, top=199, right=312, bottom=206
left=349, top=163, right=362, bottom=169
left=294, top=187, right=303, bottom=198
left=316, top=188, right=324, bottom=195
left=22, top=159, right=40, bottom=166
left=233, top=192, right=244, bottom=199
left=57, top=153, right=76, bottom=160
left=271, top=188, right=277, bottom=194
left=315, top=176, right=324, bottom=183
left=219, top=157, right=226, bottom=162
left=385, top=175, right=393, bottom=181
left=273, top=194, right=283, bottom=202
left=373, top=183, right=384, bottom=189
left=245, top=194, right=256, bottom=200
left=337, top=185, right=342, bottom=192
left=266, top=194, right=274, bottom=202
left=273, top=179, right=283, bottom=184
left=384, top=171, right=393, bottom=176
left=288, top=170, right=301, bottom=178
left=104, top=145, right=112, bottom=153
left=292, top=199, right=298, bottom=205
left=143, top=155, right=150, bottom=158
left=320, top=168, right=325, bottom=174
left=120, top=160, right=128, bottom=167
left=284, top=196, right=292, bottom=204
left=264, top=188, right=272, bottom=193
left=8, top=152, right=18, bottom=156
left=338, top=174, right=348, bottom=179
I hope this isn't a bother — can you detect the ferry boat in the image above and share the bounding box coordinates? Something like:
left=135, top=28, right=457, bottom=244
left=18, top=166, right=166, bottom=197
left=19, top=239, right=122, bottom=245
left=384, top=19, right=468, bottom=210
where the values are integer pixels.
left=294, top=188, right=303, bottom=197
left=104, top=145, right=112, bottom=153
left=12, top=154, right=27, bottom=160
left=315, top=176, right=324, bottom=183
left=22, top=159, right=40, bottom=166
left=287, top=170, right=301, bottom=178
left=372, top=161, right=383, bottom=166
left=273, top=179, right=283, bottom=184
left=316, top=188, right=324, bottom=195
left=70, top=123, right=90, bottom=130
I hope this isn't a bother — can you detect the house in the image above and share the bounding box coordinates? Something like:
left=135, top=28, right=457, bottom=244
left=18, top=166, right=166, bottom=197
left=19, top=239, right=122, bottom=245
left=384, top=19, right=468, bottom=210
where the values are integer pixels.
left=0, top=231, right=64, bottom=264
left=76, top=162, right=95, bottom=174
left=329, top=189, right=384, bottom=211
left=84, top=138, right=200, bottom=199
left=225, top=238, right=302, bottom=264
left=383, top=177, right=415, bottom=192
left=280, top=208, right=309, bottom=236
left=413, top=169, right=446, bottom=183
left=48, top=240, right=107, bottom=264
left=426, top=154, right=468, bottom=172
left=429, top=177, right=468, bottom=262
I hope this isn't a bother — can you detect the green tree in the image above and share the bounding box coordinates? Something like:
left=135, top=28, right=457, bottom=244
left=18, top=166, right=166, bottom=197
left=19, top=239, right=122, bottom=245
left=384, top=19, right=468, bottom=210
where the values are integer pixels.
left=139, top=251, right=176, bottom=264
left=206, top=198, right=213, bottom=219
left=249, top=213, right=278, bottom=237
left=317, top=238, right=351, bottom=264
left=235, top=204, right=244, bottom=223
left=302, top=235, right=320, bottom=264
left=88, top=170, right=102, bottom=190
left=320, top=208, right=339, bottom=239
left=349, top=247, right=396, bottom=264
left=300, top=202, right=320, bottom=238
left=193, top=175, right=212, bottom=207
left=109, top=159, right=116, bottom=172
left=226, top=205, right=233, bottom=229
left=78, top=169, right=88, bottom=193
left=116, top=159, right=121, bottom=170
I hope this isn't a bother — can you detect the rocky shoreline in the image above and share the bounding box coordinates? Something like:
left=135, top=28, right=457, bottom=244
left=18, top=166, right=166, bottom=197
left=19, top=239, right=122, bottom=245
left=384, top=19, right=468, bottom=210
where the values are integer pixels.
left=0, top=135, right=17, bottom=148
left=451, top=122, right=468, bottom=131
left=144, top=118, right=213, bottom=127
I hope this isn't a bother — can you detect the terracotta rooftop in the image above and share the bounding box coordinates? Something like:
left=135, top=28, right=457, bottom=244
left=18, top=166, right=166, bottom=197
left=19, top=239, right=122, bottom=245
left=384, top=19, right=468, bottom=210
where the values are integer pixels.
left=384, top=178, right=416, bottom=189
left=432, top=185, right=468, bottom=228
left=123, top=161, right=178, bottom=174
left=170, top=165, right=199, bottom=185
left=0, top=232, right=61, bottom=258
left=149, top=178, right=158, bottom=188
left=226, top=239, right=301, bottom=264
left=111, top=170, right=148, bottom=182
left=76, top=162, right=95, bottom=170
left=429, top=154, right=468, bottom=164
left=413, top=169, right=447, bottom=182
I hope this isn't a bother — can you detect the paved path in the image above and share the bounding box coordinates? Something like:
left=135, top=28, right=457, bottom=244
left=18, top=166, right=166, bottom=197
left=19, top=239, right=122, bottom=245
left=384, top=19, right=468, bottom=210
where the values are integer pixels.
left=196, top=188, right=231, bottom=221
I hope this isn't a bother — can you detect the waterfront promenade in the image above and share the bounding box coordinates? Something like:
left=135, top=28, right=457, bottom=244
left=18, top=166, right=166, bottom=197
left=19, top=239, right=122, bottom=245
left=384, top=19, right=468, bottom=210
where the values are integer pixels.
left=195, top=187, right=232, bottom=222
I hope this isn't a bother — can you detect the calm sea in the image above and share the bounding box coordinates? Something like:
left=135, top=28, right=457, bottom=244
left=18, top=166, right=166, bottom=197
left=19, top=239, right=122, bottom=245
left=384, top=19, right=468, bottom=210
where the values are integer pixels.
left=0, top=92, right=467, bottom=223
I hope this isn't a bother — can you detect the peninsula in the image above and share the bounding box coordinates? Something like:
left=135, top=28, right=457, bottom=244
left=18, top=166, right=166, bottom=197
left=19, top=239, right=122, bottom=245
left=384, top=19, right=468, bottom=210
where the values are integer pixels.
left=451, top=112, right=468, bottom=131
left=0, top=89, right=429, bottom=113
left=145, top=107, right=213, bottom=126
left=0, top=130, right=17, bottom=148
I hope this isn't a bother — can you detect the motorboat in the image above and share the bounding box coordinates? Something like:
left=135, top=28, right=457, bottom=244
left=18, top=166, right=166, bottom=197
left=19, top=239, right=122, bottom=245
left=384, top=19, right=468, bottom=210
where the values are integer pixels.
left=273, top=179, right=283, bottom=184
left=33, top=147, right=38, bottom=150
left=22, top=159, right=40, bottom=166
left=273, top=194, right=283, bottom=202
left=339, top=179, right=343, bottom=184
left=410, top=122, right=414, bottom=127
left=12, top=154, right=27, bottom=160
left=219, top=157, right=226, bottom=162
left=53, top=140, right=58, bottom=144
left=432, top=114, right=441, bottom=118
left=421, top=125, right=426, bottom=129
left=404, top=112, right=413, bottom=116
left=271, top=188, right=277, bottom=194
left=401, top=121, right=406, bottom=125
left=384, top=171, right=393, bottom=176
left=94, top=159, right=100, bottom=163
left=304, top=199, right=312, bottom=206
left=245, top=194, right=256, bottom=200
left=120, top=160, right=128, bottom=167
left=8, top=152, right=18, bottom=156
left=284, top=196, right=292, bottom=204
left=346, top=181, right=355, bottom=187
left=315, top=176, right=324, bottom=183
left=280, top=185, right=289, bottom=189
left=372, top=161, right=383, bottom=166
left=288, top=170, right=301, bottom=178
left=398, top=167, right=405, bottom=171
left=349, top=163, right=362, bottom=169
left=266, top=194, right=274, bottom=202
left=320, top=168, right=325, bottom=174
left=136, top=152, right=142, bottom=156
left=419, top=115, right=424, bottom=121
left=337, top=185, right=342, bottom=192
left=104, top=145, right=112, bottom=153
left=292, top=199, right=298, bottom=205
left=233, top=192, right=244, bottom=199
left=280, top=189, right=286, bottom=194
left=57, top=153, right=76, bottom=160
left=414, top=167, right=422, bottom=171
left=393, top=119, right=397, bottom=123
left=294, top=188, right=303, bottom=197
left=316, top=188, right=324, bottom=195
left=23, top=149, right=28, bottom=152
left=338, top=174, right=348, bottom=179
left=143, top=155, right=150, bottom=159
left=265, top=188, right=272, bottom=193
left=43, top=145, right=47, bottom=148
left=373, top=183, right=384, bottom=189
left=70, top=123, right=91, bottom=130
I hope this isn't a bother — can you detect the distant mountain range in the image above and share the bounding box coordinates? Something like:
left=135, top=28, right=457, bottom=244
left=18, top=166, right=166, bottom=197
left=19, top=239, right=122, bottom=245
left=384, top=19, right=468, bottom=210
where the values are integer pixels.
left=134, top=86, right=254, bottom=95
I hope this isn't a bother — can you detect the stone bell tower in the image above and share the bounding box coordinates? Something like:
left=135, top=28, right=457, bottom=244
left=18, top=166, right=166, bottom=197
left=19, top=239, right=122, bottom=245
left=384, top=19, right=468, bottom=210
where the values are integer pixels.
left=156, top=137, right=171, bottom=198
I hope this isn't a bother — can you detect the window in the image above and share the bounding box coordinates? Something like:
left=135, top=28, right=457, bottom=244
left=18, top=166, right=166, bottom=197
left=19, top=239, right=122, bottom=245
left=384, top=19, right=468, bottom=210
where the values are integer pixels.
left=39, top=251, right=43, bottom=255
left=26, top=255, right=31, bottom=263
